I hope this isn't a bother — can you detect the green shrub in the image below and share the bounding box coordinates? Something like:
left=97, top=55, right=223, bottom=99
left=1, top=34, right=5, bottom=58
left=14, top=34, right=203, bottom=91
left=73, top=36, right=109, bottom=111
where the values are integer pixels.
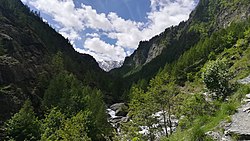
left=203, top=59, right=231, bottom=100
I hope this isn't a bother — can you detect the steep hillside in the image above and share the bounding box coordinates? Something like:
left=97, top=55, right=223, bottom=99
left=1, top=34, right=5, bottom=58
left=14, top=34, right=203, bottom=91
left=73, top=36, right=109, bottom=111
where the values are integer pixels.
left=114, top=0, right=250, bottom=139
left=0, top=0, right=113, bottom=122
left=111, top=0, right=250, bottom=83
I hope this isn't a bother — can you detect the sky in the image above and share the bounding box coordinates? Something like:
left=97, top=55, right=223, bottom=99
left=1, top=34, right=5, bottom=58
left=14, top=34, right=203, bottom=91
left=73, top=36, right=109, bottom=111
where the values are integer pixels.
left=21, top=0, right=198, bottom=62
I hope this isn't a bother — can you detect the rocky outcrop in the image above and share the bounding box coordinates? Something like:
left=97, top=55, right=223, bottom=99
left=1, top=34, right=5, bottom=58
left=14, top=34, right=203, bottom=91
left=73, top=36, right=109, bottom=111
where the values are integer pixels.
left=145, top=43, right=165, bottom=64
left=107, top=103, right=129, bottom=132
left=216, top=2, right=250, bottom=29
left=110, top=103, right=129, bottom=117
left=226, top=94, right=250, bottom=140
left=207, top=93, right=250, bottom=141
left=206, top=74, right=250, bottom=141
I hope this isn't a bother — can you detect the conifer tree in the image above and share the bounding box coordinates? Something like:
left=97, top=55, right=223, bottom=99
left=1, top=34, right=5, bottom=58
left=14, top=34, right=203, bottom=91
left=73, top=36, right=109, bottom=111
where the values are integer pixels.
left=5, top=100, right=41, bottom=141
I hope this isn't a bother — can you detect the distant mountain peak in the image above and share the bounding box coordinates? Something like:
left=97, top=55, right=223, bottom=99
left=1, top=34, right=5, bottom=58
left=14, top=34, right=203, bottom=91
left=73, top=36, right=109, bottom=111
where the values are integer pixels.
left=98, top=60, right=123, bottom=72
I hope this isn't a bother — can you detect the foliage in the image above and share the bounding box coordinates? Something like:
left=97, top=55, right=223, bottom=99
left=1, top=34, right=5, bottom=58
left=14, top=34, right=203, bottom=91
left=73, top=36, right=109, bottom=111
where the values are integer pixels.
left=178, top=93, right=214, bottom=124
left=5, top=100, right=41, bottom=141
left=121, top=72, right=180, bottom=140
left=57, top=110, right=92, bottom=141
left=127, top=87, right=159, bottom=141
left=43, top=71, right=84, bottom=115
left=148, top=72, right=178, bottom=136
left=42, top=72, right=111, bottom=140
left=2, top=0, right=250, bottom=140
left=84, top=87, right=112, bottom=140
left=202, top=59, right=231, bottom=100
left=163, top=83, right=249, bottom=141
left=51, top=51, right=64, bottom=73
left=41, top=107, right=65, bottom=141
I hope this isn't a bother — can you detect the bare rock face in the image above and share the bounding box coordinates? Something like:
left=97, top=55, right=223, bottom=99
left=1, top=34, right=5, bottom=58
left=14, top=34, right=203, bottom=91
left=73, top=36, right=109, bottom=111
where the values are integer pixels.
left=226, top=94, right=250, bottom=140
left=216, top=3, right=250, bottom=29
left=145, top=43, right=165, bottom=64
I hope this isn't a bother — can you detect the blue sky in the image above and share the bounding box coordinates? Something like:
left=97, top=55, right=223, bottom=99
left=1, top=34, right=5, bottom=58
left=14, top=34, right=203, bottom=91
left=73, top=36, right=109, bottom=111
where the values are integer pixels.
left=21, top=0, right=198, bottom=61
left=76, top=0, right=150, bottom=22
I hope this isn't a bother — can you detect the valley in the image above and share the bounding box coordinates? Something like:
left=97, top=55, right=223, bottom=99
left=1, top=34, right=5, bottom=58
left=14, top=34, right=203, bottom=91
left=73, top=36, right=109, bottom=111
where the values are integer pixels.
left=1, top=0, right=250, bottom=140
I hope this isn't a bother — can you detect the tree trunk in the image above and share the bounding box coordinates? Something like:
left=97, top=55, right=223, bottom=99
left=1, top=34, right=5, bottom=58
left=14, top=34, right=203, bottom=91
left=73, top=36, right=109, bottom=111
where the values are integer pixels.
left=162, top=105, right=168, bottom=137
left=168, top=105, right=172, bottom=135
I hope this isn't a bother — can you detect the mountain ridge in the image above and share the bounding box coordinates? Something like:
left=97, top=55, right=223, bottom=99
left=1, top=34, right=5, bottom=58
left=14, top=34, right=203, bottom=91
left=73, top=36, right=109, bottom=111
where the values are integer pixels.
left=0, top=0, right=113, bottom=122
left=111, top=0, right=250, bottom=83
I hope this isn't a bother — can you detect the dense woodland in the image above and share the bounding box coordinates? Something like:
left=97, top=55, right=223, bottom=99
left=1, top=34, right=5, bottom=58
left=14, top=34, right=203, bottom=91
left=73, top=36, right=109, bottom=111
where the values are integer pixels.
left=1, top=0, right=250, bottom=140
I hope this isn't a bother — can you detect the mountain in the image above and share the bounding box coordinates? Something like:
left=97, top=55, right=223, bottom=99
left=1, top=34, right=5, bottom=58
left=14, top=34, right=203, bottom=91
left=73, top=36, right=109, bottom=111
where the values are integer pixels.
left=0, top=0, right=114, bottom=122
left=98, top=60, right=123, bottom=72
left=1, top=0, right=250, bottom=140
left=111, top=0, right=250, bottom=83
left=111, top=0, right=250, bottom=140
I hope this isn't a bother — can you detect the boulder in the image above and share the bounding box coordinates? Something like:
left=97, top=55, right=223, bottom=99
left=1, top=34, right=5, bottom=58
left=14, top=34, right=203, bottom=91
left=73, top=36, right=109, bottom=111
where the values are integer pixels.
left=109, top=116, right=123, bottom=123
left=115, top=107, right=128, bottom=117
left=227, top=102, right=250, bottom=140
left=246, top=94, right=250, bottom=99
left=206, top=131, right=222, bottom=140
left=110, top=103, right=127, bottom=111
left=110, top=103, right=129, bottom=117
left=243, top=107, right=250, bottom=113
left=121, top=116, right=129, bottom=123
left=243, top=99, right=250, bottom=103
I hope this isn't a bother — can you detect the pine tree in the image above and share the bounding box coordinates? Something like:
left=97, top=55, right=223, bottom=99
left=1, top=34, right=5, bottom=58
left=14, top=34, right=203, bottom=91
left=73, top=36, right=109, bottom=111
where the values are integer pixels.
left=57, top=110, right=92, bottom=141
left=5, top=100, right=41, bottom=141
left=84, top=87, right=112, bottom=140
left=42, top=72, right=84, bottom=115
left=41, top=107, right=65, bottom=141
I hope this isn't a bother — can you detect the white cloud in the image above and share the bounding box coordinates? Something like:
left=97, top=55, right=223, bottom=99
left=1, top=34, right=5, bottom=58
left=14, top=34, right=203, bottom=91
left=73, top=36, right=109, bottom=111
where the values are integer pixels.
left=21, top=0, right=27, bottom=4
left=59, top=28, right=81, bottom=41
left=30, top=0, right=84, bottom=31
left=106, top=12, right=143, bottom=48
left=78, top=5, right=113, bottom=31
left=23, top=0, right=197, bottom=61
left=141, top=0, right=196, bottom=39
left=83, top=37, right=126, bottom=61
left=86, top=33, right=100, bottom=38
left=59, top=28, right=81, bottom=46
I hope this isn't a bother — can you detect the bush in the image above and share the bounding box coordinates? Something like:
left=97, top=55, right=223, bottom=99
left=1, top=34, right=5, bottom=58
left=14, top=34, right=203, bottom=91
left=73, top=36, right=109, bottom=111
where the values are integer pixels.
left=203, top=59, right=231, bottom=100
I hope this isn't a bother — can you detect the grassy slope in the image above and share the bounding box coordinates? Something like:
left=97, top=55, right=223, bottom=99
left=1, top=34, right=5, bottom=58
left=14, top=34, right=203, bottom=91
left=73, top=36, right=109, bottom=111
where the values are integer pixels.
left=161, top=22, right=250, bottom=141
